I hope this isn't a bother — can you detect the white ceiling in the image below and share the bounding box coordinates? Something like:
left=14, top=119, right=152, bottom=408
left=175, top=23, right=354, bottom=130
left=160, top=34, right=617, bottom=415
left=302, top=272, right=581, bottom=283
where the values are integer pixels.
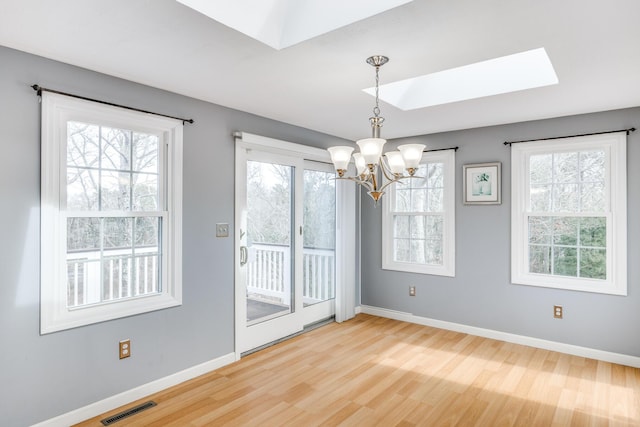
left=1, top=0, right=639, bottom=141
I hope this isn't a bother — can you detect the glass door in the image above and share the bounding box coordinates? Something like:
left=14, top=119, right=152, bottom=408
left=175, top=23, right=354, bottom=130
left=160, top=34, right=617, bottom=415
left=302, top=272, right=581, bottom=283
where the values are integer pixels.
left=301, top=162, right=336, bottom=324
left=236, top=149, right=337, bottom=354
left=245, top=159, right=294, bottom=325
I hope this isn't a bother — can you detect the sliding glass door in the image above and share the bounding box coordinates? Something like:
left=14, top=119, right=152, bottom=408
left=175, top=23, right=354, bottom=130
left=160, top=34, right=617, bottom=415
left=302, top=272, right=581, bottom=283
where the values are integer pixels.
left=236, top=149, right=336, bottom=354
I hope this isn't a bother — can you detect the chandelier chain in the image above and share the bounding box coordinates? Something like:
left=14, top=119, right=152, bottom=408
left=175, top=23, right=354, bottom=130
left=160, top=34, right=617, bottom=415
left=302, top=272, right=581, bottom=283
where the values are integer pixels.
left=373, top=65, right=381, bottom=118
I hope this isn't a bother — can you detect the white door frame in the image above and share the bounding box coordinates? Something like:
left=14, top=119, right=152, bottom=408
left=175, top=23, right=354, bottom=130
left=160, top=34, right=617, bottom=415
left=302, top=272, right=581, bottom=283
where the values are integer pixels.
left=234, top=132, right=356, bottom=358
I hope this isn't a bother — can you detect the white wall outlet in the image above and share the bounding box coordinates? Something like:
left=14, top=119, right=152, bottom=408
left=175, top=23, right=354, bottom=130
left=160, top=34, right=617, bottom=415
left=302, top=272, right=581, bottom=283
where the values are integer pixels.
left=409, top=286, right=416, bottom=296
left=554, top=305, right=563, bottom=319
left=119, top=339, right=131, bottom=359
left=216, top=223, right=229, bottom=238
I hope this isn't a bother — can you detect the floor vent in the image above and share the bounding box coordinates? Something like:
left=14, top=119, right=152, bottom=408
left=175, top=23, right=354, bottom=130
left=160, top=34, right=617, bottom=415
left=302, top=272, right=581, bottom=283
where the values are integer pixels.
left=100, top=401, right=157, bottom=425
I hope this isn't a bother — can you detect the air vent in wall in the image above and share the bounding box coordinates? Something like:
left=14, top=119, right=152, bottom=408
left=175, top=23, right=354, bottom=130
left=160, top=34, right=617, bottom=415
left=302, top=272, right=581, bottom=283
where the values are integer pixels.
left=100, top=401, right=157, bottom=425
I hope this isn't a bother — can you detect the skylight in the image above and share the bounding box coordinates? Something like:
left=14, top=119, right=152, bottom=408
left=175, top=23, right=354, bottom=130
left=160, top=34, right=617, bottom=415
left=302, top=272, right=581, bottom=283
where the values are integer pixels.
left=176, top=0, right=414, bottom=50
left=366, top=48, right=559, bottom=110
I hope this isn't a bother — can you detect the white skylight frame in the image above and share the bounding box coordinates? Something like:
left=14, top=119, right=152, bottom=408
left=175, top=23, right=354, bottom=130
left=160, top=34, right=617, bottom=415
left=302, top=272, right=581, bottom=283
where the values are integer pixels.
left=366, top=48, right=559, bottom=110
left=175, top=0, right=414, bottom=50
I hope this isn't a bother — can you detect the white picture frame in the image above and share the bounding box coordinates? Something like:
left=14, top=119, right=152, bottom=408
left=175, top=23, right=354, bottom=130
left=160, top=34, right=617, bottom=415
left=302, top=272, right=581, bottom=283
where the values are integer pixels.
left=463, top=162, right=501, bottom=205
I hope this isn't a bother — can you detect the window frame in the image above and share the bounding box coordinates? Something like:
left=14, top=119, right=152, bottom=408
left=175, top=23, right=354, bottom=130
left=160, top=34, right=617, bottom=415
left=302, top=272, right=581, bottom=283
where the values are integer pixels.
left=40, top=92, right=183, bottom=334
left=511, top=133, right=627, bottom=295
left=382, top=149, right=455, bottom=276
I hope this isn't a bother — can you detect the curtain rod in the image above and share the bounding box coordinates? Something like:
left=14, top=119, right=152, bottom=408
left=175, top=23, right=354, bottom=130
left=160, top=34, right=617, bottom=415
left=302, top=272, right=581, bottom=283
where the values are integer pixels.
left=424, top=146, right=459, bottom=153
left=31, top=84, right=194, bottom=125
left=504, top=128, right=635, bottom=146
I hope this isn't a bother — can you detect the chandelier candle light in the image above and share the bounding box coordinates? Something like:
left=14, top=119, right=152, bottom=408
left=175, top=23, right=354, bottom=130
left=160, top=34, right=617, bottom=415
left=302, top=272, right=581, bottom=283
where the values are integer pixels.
left=327, top=56, right=425, bottom=204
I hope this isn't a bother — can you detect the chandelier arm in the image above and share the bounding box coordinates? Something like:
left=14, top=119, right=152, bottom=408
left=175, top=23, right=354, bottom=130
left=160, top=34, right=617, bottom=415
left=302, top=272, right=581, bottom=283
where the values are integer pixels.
left=377, top=177, right=403, bottom=194
left=378, top=156, right=399, bottom=182
left=369, top=167, right=380, bottom=192
left=340, top=175, right=374, bottom=192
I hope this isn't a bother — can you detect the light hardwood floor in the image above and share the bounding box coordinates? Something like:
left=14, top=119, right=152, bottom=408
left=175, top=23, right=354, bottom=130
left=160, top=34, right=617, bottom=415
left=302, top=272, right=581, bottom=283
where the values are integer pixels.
left=76, top=314, right=640, bottom=426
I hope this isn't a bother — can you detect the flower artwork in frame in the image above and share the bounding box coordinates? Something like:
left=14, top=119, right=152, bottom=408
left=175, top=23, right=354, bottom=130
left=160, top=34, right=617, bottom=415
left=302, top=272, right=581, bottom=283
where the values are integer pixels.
left=463, top=162, right=501, bottom=204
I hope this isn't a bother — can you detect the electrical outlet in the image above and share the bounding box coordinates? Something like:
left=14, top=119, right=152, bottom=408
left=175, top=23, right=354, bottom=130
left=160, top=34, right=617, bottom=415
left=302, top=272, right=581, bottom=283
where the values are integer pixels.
left=409, top=286, right=416, bottom=296
left=554, top=305, right=563, bottom=319
left=119, top=339, right=131, bottom=359
left=216, top=223, right=229, bottom=238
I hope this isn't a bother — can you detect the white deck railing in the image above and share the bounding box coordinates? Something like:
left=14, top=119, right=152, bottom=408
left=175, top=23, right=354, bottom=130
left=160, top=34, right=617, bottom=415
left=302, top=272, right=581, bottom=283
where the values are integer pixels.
left=246, top=243, right=335, bottom=305
left=68, top=244, right=335, bottom=308
left=67, top=247, right=159, bottom=307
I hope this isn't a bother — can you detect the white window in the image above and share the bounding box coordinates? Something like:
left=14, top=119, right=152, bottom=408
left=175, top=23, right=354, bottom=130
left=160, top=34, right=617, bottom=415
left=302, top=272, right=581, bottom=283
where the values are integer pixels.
left=511, top=133, right=627, bottom=295
left=40, top=92, right=183, bottom=334
left=382, top=150, right=455, bottom=276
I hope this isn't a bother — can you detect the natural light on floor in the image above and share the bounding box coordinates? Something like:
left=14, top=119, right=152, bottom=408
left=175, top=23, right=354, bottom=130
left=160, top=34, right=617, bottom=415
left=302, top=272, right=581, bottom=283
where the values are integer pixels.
left=376, top=338, right=637, bottom=423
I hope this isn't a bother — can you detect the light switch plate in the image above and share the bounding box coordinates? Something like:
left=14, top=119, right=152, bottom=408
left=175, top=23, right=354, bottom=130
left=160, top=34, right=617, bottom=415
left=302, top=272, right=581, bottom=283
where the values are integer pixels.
left=216, top=223, right=229, bottom=238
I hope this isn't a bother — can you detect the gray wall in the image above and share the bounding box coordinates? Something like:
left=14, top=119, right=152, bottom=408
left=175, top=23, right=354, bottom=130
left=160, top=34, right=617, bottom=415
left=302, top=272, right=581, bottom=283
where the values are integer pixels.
left=361, top=107, right=640, bottom=357
left=0, top=45, right=348, bottom=426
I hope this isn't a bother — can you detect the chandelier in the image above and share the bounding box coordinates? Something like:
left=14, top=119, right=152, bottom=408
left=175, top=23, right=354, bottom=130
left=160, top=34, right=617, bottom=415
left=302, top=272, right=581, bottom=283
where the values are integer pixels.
left=327, top=56, right=425, bottom=204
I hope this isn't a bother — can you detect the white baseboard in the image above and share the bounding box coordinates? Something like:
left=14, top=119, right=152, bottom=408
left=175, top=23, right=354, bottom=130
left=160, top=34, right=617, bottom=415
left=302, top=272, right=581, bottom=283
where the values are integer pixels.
left=360, top=305, right=640, bottom=368
left=32, top=352, right=237, bottom=427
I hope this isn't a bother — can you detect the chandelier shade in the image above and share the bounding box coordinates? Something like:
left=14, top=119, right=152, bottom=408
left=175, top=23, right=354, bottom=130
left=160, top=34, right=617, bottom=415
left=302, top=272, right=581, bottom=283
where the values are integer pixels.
left=327, top=146, right=354, bottom=175
left=384, top=151, right=406, bottom=174
left=356, top=138, right=386, bottom=165
left=327, top=56, right=426, bottom=204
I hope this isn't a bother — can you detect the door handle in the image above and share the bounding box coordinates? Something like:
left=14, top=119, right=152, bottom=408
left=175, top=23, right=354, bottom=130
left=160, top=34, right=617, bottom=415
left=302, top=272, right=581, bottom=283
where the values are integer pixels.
left=240, top=246, right=248, bottom=266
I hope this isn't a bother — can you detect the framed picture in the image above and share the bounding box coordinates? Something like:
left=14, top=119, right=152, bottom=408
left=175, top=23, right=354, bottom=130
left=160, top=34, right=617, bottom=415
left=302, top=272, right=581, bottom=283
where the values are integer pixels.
left=463, top=162, right=501, bottom=205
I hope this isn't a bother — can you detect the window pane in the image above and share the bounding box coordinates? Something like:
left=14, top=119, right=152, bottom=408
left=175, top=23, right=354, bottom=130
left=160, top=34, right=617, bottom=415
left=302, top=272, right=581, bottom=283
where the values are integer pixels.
left=395, top=189, right=411, bottom=212
left=67, top=122, right=99, bottom=168
left=409, top=216, right=425, bottom=238
left=530, top=154, right=552, bottom=184
left=410, top=239, right=426, bottom=263
left=101, top=171, right=131, bottom=210
left=427, top=188, right=443, bottom=212
left=394, top=238, right=410, bottom=262
left=528, top=216, right=551, bottom=244
left=133, top=173, right=158, bottom=211
left=135, top=217, right=160, bottom=247
left=102, top=256, right=131, bottom=300
left=133, top=132, right=159, bottom=173
left=426, top=215, right=443, bottom=239
left=67, top=217, right=101, bottom=253
left=425, top=239, right=443, bottom=264
left=67, top=168, right=99, bottom=211
left=580, top=182, right=605, bottom=212
left=580, top=248, right=606, bottom=279
left=426, top=163, right=443, bottom=187
left=530, top=185, right=551, bottom=212
left=553, top=152, right=579, bottom=183
left=553, top=217, right=578, bottom=245
left=394, top=216, right=410, bottom=238
left=580, top=217, right=606, bottom=247
left=411, top=189, right=428, bottom=211
left=104, top=217, right=132, bottom=250
left=553, top=247, right=577, bottom=277
left=552, top=183, right=579, bottom=212
left=67, top=259, right=101, bottom=307
left=101, top=127, right=131, bottom=171
left=132, top=253, right=159, bottom=295
left=529, top=245, right=551, bottom=274
left=580, top=150, right=605, bottom=182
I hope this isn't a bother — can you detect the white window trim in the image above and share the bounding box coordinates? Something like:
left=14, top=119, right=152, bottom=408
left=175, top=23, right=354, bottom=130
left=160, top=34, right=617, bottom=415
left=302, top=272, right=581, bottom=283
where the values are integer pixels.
left=382, top=149, right=456, bottom=276
left=511, top=133, right=627, bottom=295
left=40, top=92, right=183, bottom=334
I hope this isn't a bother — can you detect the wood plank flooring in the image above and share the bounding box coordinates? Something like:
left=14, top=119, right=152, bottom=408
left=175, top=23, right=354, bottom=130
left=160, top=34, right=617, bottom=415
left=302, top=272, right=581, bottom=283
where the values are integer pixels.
left=75, top=314, right=640, bottom=426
